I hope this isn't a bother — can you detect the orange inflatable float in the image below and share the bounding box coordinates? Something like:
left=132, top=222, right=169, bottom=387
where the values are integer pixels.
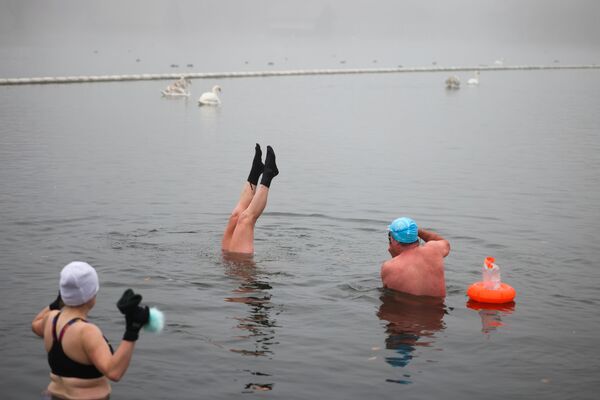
left=467, top=257, right=516, bottom=304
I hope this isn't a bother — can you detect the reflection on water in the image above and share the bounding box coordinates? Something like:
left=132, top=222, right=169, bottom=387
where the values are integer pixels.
left=198, top=103, right=221, bottom=136
left=222, top=252, right=278, bottom=392
left=377, top=290, right=447, bottom=384
left=466, top=300, right=516, bottom=336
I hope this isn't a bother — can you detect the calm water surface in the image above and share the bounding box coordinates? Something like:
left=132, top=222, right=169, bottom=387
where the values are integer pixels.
left=1, top=70, right=600, bottom=399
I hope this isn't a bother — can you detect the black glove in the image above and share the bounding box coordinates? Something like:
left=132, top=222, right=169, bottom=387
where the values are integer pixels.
left=117, top=289, right=149, bottom=342
left=49, top=291, right=64, bottom=310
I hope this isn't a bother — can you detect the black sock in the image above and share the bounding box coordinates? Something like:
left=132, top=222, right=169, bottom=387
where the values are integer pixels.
left=260, top=145, right=279, bottom=188
left=247, top=143, right=264, bottom=185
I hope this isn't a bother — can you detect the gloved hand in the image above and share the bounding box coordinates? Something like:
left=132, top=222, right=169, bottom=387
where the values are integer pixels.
left=49, top=291, right=64, bottom=310
left=117, top=289, right=149, bottom=342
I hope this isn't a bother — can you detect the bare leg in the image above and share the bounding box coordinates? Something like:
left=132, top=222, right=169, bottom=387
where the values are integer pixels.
left=228, top=185, right=270, bottom=253
left=227, top=146, right=279, bottom=254
left=222, top=182, right=257, bottom=251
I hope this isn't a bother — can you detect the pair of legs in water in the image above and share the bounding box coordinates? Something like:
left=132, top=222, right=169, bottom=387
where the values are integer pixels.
left=222, top=144, right=279, bottom=254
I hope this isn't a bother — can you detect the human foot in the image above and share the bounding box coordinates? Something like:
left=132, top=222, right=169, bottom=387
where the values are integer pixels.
left=260, top=145, right=279, bottom=187
left=247, top=143, right=264, bottom=185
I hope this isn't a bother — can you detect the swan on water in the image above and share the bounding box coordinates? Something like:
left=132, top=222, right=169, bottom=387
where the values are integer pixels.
left=494, top=58, right=504, bottom=66
left=467, top=71, right=480, bottom=86
left=445, top=76, right=460, bottom=89
left=161, top=76, right=191, bottom=97
left=198, top=85, right=222, bottom=106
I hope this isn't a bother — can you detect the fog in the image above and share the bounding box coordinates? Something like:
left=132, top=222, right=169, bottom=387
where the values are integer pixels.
left=1, top=0, right=599, bottom=76
left=2, top=1, right=600, bottom=43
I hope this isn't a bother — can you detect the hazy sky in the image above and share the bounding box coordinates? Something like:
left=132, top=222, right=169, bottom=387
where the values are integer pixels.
left=2, top=0, right=599, bottom=45
left=1, top=0, right=599, bottom=76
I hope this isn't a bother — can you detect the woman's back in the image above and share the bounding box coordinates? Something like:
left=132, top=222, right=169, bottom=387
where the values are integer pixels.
left=42, top=310, right=111, bottom=399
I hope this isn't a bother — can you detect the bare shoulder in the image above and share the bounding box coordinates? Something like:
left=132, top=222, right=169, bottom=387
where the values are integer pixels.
left=41, top=310, right=61, bottom=334
left=423, top=239, right=450, bottom=257
left=79, top=322, right=104, bottom=345
left=381, top=257, right=404, bottom=279
left=80, top=321, right=103, bottom=336
left=382, top=257, right=401, bottom=271
left=47, top=309, right=61, bottom=322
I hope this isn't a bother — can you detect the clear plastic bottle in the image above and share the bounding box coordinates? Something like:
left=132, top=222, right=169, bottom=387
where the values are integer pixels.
left=482, top=256, right=501, bottom=290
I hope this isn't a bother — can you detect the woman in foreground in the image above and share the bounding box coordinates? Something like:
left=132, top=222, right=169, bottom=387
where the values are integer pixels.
left=32, top=261, right=148, bottom=400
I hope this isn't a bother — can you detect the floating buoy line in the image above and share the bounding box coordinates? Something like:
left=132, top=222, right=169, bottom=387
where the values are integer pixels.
left=0, top=64, right=598, bottom=86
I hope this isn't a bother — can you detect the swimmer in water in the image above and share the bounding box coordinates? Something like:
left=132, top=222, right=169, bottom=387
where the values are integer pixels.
left=222, top=144, right=279, bottom=254
left=32, top=262, right=149, bottom=400
left=381, top=217, right=450, bottom=297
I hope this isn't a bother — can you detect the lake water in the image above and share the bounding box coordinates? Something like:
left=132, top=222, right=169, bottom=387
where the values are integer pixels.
left=1, top=65, right=600, bottom=399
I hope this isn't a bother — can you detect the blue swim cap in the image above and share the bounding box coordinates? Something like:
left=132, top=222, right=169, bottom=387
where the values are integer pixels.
left=388, top=217, right=418, bottom=244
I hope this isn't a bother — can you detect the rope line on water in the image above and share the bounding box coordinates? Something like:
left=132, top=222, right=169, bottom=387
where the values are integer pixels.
left=1, top=64, right=598, bottom=86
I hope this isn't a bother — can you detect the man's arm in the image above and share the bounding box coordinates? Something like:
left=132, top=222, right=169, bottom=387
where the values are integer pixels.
left=418, top=228, right=450, bottom=256
left=418, top=228, right=446, bottom=242
left=380, top=260, right=393, bottom=288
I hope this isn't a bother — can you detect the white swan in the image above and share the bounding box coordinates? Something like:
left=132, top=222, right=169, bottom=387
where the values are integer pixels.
left=494, top=58, right=504, bottom=66
left=445, top=76, right=460, bottom=89
left=198, top=85, right=221, bottom=106
left=161, top=76, right=191, bottom=97
left=467, top=71, right=480, bottom=86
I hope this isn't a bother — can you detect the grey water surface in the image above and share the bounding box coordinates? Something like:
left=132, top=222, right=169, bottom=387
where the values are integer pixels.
left=2, top=1, right=600, bottom=399
left=2, top=67, right=600, bottom=400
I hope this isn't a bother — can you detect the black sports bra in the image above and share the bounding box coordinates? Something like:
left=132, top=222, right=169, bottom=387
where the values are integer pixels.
left=47, top=312, right=114, bottom=379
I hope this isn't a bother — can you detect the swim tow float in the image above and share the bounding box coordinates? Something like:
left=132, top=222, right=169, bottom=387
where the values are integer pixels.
left=467, top=257, right=516, bottom=304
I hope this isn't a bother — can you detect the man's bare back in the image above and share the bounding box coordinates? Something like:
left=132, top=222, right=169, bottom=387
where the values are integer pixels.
left=381, top=218, right=450, bottom=297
